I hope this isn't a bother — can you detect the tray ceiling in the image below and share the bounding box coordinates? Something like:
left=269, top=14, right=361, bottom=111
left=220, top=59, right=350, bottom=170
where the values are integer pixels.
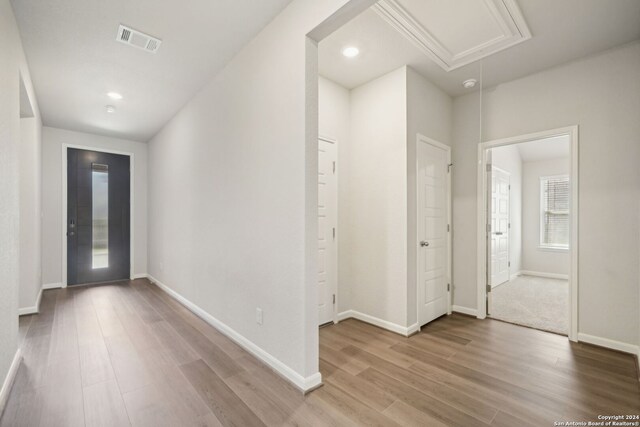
left=373, top=0, right=531, bottom=71
left=319, top=0, right=640, bottom=96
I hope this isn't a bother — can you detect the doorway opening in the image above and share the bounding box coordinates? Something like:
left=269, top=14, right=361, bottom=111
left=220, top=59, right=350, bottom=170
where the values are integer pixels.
left=313, top=2, right=457, bottom=333
left=477, top=126, right=578, bottom=340
left=17, top=71, right=40, bottom=324
left=62, top=145, right=134, bottom=287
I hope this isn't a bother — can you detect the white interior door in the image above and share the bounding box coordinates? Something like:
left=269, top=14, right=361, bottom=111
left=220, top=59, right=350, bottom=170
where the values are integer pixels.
left=417, top=138, right=450, bottom=327
left=491, top=167, right=510, bottom=287
left=318, top=138, right=337, bottom=325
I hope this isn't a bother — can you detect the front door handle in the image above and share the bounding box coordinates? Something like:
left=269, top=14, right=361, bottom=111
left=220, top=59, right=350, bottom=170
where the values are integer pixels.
left=420, top=241, right=430, bottom=247
left=493, top=232, right=504, bottom=235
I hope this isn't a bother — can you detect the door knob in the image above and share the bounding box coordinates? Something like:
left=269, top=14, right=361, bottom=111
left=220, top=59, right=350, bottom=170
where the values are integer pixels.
left=420, top=241, right=430, bottom=247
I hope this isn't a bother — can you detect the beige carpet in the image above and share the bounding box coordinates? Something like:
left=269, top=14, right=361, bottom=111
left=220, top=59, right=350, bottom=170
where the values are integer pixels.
left=489, top=274, right=568, bottom=335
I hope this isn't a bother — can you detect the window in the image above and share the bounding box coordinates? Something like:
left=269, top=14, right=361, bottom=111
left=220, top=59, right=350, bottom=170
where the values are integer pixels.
left=540, top=175, right=569, bottom=250
left=92, top=163, right=109, bottom=268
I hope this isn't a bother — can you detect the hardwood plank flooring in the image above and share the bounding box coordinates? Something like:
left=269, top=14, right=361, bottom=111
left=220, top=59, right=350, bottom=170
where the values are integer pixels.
left=82, top=380, right=130, bottom=427
left=1, top=279, right=638, bottom=426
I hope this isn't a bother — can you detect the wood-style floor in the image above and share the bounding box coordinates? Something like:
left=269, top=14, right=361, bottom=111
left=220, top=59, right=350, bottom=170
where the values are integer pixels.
left=1, top=279, right=638, bottom=426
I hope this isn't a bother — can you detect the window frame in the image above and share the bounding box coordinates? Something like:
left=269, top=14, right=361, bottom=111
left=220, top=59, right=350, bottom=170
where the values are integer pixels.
left=539, top=174, right=570, bottom=251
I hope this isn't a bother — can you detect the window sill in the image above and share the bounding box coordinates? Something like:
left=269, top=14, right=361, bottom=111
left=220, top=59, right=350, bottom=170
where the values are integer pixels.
left=538, top=245, right=569, bottom=253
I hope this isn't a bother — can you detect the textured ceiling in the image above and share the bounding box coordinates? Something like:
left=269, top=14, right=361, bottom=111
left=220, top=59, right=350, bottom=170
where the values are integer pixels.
left=13, top=0, right=640, bottom=141
left=11, top=0, right=293, bottom=141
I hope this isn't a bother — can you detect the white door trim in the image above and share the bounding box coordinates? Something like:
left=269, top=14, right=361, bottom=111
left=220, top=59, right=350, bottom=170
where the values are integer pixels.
left=61, top=144, right=135, bottom=287
left=318, top=135, right=338, bottom=324
left=476, top=125, right=578, bottom=341
left=319, top=135, right=337, bottom=144
left=416, top=134, right=452, bottom=329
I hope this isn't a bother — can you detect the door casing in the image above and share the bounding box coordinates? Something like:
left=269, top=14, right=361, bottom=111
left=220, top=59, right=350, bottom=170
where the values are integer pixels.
left=62, top=144, right=135, bottom=287
left=416, top=134, right=452, bottom=329
left=476, top=126, right=579, bottom=341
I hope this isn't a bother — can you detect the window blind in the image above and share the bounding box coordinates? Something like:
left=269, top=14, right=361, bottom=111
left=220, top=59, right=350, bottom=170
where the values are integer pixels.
left=541, top=176, right=569, bottom=248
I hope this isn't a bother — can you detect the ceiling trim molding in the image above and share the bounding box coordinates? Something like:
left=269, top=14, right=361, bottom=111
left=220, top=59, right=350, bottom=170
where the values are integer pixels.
left=373, top=0, right=532, bottom=72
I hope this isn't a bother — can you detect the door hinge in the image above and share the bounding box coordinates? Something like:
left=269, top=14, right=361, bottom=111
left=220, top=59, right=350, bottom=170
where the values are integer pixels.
left=508, top=223, right=511, bottom=229
left=486, top=163, right=492, bottom=172
left=332, top=294, right=336, bottom=304
left=447, top=283, right=450, bottom=292
left=486, top=284, right=492, bottom=292
left=332, top=227, right=336, bottom=240
left=508, top=261, right=511, bottom=267
left=447, top=224, right=450, bottom=232
left=486, top=223, right=491, bottom=233
left=332, top=161, right=336, bottom=174
left=447, top=163, right=453, bottom=173
left=508, top=184, right=511, bottom=190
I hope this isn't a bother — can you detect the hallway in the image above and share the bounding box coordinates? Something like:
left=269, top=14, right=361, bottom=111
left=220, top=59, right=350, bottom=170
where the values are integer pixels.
left=2, top=280, right=315, bottom=427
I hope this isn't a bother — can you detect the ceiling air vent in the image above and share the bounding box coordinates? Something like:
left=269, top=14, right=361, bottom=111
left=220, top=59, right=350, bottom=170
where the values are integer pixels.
left=116, top=24, right=162, bottom=53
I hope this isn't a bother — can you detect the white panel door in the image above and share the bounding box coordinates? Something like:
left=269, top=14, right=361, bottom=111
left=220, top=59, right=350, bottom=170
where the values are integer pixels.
left=417, top=138, right=450, bottom=327
left=490, top=168, right=510, bottom=287
left=318, top=139, right=337, bottom=325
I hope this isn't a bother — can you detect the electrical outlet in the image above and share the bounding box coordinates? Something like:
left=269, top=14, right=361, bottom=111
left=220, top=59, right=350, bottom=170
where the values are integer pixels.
left=256, top=308, right=263, bottom=325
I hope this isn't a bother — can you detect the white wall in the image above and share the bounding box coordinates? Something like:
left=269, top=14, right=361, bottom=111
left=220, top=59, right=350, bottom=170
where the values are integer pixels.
left=41, top=127, right=148, bottom=286
left=452, top=41, right=640, bottom=347
left=147, top=0, right=374, bottom=389
left=451, top=91, right=481, bottom=309
left=318, top=76, right=351, bottom=312
left=19, top=117, right=42, bottom=311
left=522, top=157, right=570, bottom=275
left=492, top=144, right=522, bottom=276
left=346, top=67, right=408, bottom=327
left=0, top=0, right=41, bottom=405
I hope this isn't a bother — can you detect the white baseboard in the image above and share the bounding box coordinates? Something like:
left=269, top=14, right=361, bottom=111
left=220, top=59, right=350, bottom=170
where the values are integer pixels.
left=407, top=322, right=420, bottom=336
left=520, top=270, right=568, bottom=280
left=336, top=310, right=417, bottom=337
left=336, top=310, right=352, bottom=322
left=147, top=275, right=321, bottom=392
left=18, top=288, right=43, bottom=316
left=510, top=270, right=523, bottom=281
left=0, top=349, right=22, bottom=416
left=19, top=283, right=62, bottom=315
left=452, top=305, right=478, bottom=317
left=18, top=307, right=37, bottom=316
left=132, top=273, right=149, bottom=279
left=578, top=333, right=639, bottom=355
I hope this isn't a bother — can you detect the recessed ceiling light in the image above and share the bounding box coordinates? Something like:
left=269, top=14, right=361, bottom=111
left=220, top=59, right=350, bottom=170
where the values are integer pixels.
left=107, top=92, right=123, bottom=100
left=462, top=79, right=477, bottom=89
left=342, top=46, right=360, bottom=58
left=106, top=105, right=116, bottom=113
